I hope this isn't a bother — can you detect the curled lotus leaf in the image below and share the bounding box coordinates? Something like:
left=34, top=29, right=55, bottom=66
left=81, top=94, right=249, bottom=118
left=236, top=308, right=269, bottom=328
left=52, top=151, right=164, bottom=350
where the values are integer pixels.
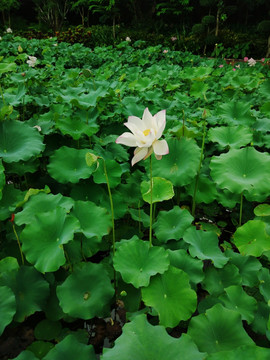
left=208, top=126, right=252, bottom=149
left=210, top=147, right=270, bottom=196
left=0, top=120, right=44, bottom=163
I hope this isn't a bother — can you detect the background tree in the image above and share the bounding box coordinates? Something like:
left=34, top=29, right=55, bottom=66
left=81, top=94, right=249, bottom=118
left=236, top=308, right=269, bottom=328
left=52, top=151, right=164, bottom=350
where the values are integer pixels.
left=0, top=0, right=20, bottom=27
left=32, top=0, right=71, bottom=32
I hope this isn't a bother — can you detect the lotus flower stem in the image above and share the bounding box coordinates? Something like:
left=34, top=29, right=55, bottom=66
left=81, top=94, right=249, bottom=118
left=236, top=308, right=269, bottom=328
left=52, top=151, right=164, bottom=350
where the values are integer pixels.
left=102, top=158, right=116, bottom=255
left=192, top=113, right=207, bottom=217
left=239, top=192, right=243, bottom=226
left=12, top=223, right=24, bottom=265
left=149, top=155, right=153, bottom=247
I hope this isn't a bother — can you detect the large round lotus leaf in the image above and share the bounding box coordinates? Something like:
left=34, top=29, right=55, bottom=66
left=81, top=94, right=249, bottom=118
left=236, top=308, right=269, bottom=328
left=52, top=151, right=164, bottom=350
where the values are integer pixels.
left=141, top=177, right=174, bottom=204
left=218, top=285, right=257, bottom=324
left=225, top=249, right=262, bottom=287
left=150, top=138, right=201, bottom=187
left=47, top=146, right=94, bottom=183
left=12, top=350, right=39, bottom=360
left=153, top=206, right=193, bottom=242
left=217, top=101, right=254, bottom=126
left=15, top=193, right=74, bottom=226
left=186, top=174, right=218, bottom=204
left=187, top=303, right=254, bottom=353
left=56, top=262, right=114, bottom=319
left=208, top=126, right=252, bottom=149
left=21, top=208, right=80, bottom=273
left=5, top=266, right=50, bottom=322
left=207, top=345, right=270, bottom=360
left=167, top=249, right=204, bottom=285
left=183, top=227, right=228, bottom=268
left=43, top=334, right=96, bottom=360
left=233, top=220, right=270, bottom=257
left=210, top=147, right=270, bottom=195
left=0, top=120, right=44, bottom=163
left=113, top=238, right=170, bottom=288
left=202, top=264, right=241, bottom=296
left=0, top=285, right=16, bottom=335
left=142, top=266, right=197, bottom=327
left=0, top=185, right=24, bottom=220
left=34, top=319, right=62, bottom=341
left=101, top=314, right=206, bottom=360
left=72, top=200, right=111, bottom=240
left=93, top=159, right=122, bottom=188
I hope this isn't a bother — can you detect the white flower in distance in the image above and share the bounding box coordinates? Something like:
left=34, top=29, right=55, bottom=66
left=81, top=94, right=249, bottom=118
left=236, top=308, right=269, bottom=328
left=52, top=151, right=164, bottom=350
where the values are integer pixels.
left=248, top=58, right=256, bottom=66
left=116, top=108, right=169, bottom=166
left=125, top=36, right=131, bottom=42
left=26, top=55, right=37, bottom=67
left=6, top=28, right=12, bottom=33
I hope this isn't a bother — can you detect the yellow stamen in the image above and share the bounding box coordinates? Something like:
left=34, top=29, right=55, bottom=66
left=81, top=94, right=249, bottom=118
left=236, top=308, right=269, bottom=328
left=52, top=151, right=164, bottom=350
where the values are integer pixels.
left=143, top=129, right=150, bottom=136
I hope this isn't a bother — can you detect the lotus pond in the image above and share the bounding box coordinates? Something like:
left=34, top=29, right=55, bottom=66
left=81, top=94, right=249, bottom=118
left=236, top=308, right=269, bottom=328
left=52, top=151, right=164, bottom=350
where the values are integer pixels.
left=1, top=34, right=270, bottom=359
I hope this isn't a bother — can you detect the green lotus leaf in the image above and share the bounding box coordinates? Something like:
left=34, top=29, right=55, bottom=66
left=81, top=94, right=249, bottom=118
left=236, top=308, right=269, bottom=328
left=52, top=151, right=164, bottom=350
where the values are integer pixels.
left=167, top=249, right=204, bottom=285
left=0, top=61, right=17, bottom=73
left=260, top=101, right=270, bottom=116
left=217, top=101, right=254, bottom=126
left=233, top=220, right=270, bottom=257
left=12, top=350, right=39, bottom=360
left=254, top=204, right=270, bottom=217
left=27, top=341, right=54, bottom=359
left=202, top=264, right=241, bottom=296
left=129, top=208, right=150, bottom=227
left=183, top=227, right=228, bottom=268
left=56, top=115, right=99, bottom=140
left=15, top=193, right=74, bottom=226
left=21, top=208, right=80, bottom=273
left=142, top=266, right=197, bottom=327
left=258, top=267, right=270, bottom=303
left=186, top=174, right=218, bottom=204
left=141, top=177, right=174, bottom=204
left=101, top=314, right=205, bottom=360
left=153, top=206, right=193, bottom=242
left=251, top=301, right=270, bottom=338
left=0, top=120, right=44, bottom=163
left=47, top=146, right=94, bottom=183
left=218, top=285, right=257, bottom=324
left=225, top=249, right=262, bottom=287
left=0, top=285, right=16, bottom=335
left=216, top=188, right=239, bottom=208
left=210, top=147, right=270, bottom=196
left=57, top=262, right=114, bottom=319
left=206, top=345, right=270, bottom=360
left=72, top=200, right=111, bottom=240
left=208, top=126, right=252, bottom=149
left=43, top=334, right=96, bottom=360
left=150, top=138, right=201, bottom=187
left=187, top=303, right=254, bottom=353
left=3, top=266, right=50, bottom=322
left=4, top=157, right=39, bottom=176
left=93, top=159, right=122, bottom=188
left=190, top=81, right=208, bottom=99
left=34, top=319, right=62, bottom=341
left=0, top=160, right=5, bottom=200
left=113, top=238, right=170, bottom=288
left=0, top=256, right=19, bottom=275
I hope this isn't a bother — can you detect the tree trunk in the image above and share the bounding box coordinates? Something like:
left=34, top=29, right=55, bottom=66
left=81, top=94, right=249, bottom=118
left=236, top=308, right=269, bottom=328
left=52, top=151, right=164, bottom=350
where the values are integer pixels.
left=215, top=7, right=220, bottom=37
left=266, top=34, right=270, bottom=58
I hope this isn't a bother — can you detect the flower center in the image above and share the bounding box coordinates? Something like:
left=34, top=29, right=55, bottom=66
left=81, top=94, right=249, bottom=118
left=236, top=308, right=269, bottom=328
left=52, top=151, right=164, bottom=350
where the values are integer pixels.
left=143, top=129, right=151, bottom=136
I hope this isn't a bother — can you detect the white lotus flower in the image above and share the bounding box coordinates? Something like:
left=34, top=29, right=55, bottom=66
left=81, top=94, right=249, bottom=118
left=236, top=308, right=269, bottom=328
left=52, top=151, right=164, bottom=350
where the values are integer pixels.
left=26, top=55, right=37, bottom=67
left=248, top=58, right=256, bottom=67
left=116, top=108, right=169, bottom=166
left=6, top=28, right=12, bottom=33
left=125, top=36, right=131, bottom=42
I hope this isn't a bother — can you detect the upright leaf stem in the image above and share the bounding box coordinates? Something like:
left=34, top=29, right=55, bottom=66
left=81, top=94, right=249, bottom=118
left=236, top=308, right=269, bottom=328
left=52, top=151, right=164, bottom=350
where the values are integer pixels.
left=239, top=192, right=243, bottom=226
left=192, top=114, right=207, bottom=217
left=102, top=158, right=116, bottom=255
left=149, top=155, right=153, bottom=247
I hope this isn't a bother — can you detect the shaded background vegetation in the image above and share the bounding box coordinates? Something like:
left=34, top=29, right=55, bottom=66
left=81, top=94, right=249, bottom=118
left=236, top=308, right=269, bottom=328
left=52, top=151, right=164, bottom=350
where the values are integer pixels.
left=1, top=0, right=270, bottom=57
